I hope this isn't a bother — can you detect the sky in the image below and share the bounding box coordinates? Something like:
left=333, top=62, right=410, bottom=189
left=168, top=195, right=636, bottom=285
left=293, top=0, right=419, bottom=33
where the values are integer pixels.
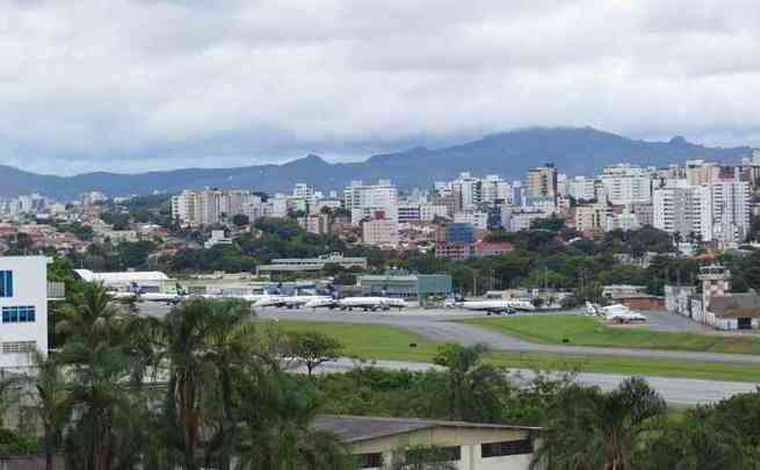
left=3, top=0, right=760, bottom=175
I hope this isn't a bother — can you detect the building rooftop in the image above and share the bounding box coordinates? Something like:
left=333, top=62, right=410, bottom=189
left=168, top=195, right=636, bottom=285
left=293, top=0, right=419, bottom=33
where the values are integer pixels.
left=709, top=294, right=760, bottom=319
left=74, top=269, right=169, bottom=283
left=311, top=415, right=541, bottom=444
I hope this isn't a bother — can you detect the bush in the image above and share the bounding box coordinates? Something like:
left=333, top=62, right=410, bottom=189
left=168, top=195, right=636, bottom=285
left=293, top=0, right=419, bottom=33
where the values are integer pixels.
left=0, top=428, right=37, bottom=456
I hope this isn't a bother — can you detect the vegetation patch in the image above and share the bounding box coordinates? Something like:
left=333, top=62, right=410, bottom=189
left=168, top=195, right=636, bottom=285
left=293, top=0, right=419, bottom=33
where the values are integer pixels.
left=464, top=315, right=760, bottom=354
left=271, top=320, right=760, bottom=382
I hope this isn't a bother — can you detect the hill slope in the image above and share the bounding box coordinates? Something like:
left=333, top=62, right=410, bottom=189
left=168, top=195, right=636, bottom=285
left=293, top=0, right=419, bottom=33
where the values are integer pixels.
left=1, top=127, right=750, bottom=199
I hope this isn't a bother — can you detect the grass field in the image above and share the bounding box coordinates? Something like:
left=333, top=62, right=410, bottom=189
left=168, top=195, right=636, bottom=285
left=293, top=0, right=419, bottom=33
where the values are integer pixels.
left=270, top=320, right=760, bottom=383
left=463, top=315, right=760, bottom=355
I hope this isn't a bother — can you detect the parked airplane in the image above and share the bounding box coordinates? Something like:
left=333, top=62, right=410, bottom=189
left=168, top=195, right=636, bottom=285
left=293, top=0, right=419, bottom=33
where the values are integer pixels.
left=454, top=299, right=535, bottom=315
left=110, top=290, right=182, bottom=305
left=598, top=303, right=647, bottom=323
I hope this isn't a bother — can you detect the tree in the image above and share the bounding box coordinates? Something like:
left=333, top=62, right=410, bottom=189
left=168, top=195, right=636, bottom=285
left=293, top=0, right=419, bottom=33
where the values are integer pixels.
left=156, top=297, right=256, bottom=470
left=236, top=374, right=352, bottom=470
left=287, top=332, right=343, bottom=376
left=56, top=282, right=141, bottom=470
left=232, top=214, right=250, bottom=227
left=23, top=350, right=72, bottom=470
left=432, top=343, right=512, bottom=423
left=532, top=377, right=666, bottom=470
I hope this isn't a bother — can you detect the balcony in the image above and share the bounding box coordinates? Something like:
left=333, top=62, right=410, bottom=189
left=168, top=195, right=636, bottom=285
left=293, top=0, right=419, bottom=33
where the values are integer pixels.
left=47, top=282, right=65, bottom=301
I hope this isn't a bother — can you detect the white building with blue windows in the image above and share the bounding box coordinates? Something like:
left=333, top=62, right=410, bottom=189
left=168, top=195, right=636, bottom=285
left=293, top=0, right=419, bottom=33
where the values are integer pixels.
left=0, top=256, right=49, bottom=369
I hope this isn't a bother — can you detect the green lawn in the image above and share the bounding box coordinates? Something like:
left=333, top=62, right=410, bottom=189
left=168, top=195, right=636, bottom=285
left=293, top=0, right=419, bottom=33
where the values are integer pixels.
left=464, top=315, right=760, bottom=355
left=269, top=320, right=760, bottom=383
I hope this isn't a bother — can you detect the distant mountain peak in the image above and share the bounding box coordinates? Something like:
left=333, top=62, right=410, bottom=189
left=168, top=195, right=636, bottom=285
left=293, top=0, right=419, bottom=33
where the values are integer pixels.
left=0, top=127, right=750, bottom=199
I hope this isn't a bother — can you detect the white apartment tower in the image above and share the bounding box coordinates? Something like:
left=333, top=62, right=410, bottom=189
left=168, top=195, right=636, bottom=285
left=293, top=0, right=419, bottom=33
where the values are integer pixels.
left=344, top=180, right=398, bottom=225
left=171, top=190, right=259, bottom=226
left=600, top=164, right=653, bottom=205
left=711, top=181, right=750, bottom=244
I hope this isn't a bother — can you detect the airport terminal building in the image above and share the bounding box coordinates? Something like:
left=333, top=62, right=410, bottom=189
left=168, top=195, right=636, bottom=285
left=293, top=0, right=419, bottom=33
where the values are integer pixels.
left=357, top=274, right=452, bottom=300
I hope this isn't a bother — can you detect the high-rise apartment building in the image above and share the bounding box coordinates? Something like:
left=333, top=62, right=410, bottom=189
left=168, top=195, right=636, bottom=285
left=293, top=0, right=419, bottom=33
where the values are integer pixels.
left=710, top=181, right=750, bottom=244
left=171, top=190, right=258, bottom=226
left=344, top=180, right=398, bottom=225
left=525, top=164, right=558, bottom=203
left=599, top=164, right=652, bottom=205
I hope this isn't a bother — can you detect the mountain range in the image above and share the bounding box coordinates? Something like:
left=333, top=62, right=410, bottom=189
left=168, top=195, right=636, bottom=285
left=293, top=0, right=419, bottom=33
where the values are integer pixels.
left=0, top=127, right=751, bottom=200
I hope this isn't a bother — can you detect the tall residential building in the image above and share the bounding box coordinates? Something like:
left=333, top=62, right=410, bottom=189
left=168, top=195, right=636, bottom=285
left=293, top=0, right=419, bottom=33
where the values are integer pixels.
left=344, top=180, right=398, bottom=225
left=574, top=204, right=608, bottom=234
left=525, top=164, right=558, bottom=203
left=653, top=187, right=712, bottom=242
left=480, top=175, right=512, bottom=205
left=711, top=181, right=751, bottom=244
left=599, top=164, right=652, bottom=205
left=171, top=190, right=258, bottom=226
left=567, top=176, right=597, bottom=201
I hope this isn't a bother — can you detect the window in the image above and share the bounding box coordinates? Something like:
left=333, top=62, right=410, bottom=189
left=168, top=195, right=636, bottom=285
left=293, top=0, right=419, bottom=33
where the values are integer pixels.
left=2, top=306, right=36, bottom=323
left=481, top=439, right=533, bottom=458
left=0, top=271, right=13, bottom=297
left=2, top=341, right=36, bottom=354
left=406, top=446, right=461, bottom=464
left=355, top=453, right=383, bottom=469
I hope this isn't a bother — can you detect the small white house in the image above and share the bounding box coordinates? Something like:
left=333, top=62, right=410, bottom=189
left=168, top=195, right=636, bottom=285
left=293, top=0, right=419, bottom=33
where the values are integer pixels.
left=0, top=256, right=49, bottom=369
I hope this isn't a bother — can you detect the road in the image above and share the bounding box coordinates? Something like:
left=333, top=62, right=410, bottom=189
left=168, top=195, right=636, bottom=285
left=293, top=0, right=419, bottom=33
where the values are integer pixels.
left=310, top=358, right=757, bottom=406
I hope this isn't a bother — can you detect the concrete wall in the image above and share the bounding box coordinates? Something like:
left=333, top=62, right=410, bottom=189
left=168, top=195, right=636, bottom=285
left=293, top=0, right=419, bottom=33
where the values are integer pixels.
left=350, top=426, right=538, bottom=470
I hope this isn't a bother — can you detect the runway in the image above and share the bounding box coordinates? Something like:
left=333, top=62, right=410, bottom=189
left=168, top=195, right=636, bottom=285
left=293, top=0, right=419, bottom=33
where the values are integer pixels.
left=254, top=308, right=760, bottom=365
left=313, top=358, right=758, bottom=407
left=138, top=303, right=760, bottom=404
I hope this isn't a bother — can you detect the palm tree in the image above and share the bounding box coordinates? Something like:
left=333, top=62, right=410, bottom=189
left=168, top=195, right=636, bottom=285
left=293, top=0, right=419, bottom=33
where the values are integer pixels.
left=531, top=377, right=666, bottom=470
left=235, top=373, right=352, bottom=470
left=55, top=282, right=139, bottom=470
left=432, top=343, right=511, bottom=423
left=156, top=297, right=254, bottom=470
left=23, top=349, right=72, bottom=470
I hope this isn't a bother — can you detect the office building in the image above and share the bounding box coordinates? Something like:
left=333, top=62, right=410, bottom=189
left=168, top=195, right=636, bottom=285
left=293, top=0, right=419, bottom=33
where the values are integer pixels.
left=256, top=254, right=367, bottom=275
left=357, top=274, right=452, bottom=299
left=0, top=256, right=51, bottom=369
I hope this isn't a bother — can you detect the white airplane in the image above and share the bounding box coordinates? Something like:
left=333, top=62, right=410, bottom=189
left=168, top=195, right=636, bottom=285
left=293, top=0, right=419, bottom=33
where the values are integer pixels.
left=252, top=296, right=287, bottom=308
left=281, top=295, right=333, bottom=309
left=455, top=299, right=535, bottom=315
left=110, top=290, right=182, bottom=305
left=600, top=304, right=647, bottom=323
left=338, top=297, right=408, bottom=312
left=304, top=297, right=342, bottom=310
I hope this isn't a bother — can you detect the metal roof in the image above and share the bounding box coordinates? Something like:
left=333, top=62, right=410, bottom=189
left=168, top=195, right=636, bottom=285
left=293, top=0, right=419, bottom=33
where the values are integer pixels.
left=312, top=415, right=541, bottom=444
left=709, top=295, right=760, bottom=319
left=74, top=269, right=169, bottom=283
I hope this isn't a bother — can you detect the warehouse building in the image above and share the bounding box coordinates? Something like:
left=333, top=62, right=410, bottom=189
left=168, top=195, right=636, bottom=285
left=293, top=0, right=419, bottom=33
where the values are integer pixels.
left=357, top=274, right=452, bottom=300
left=313, top=415, right=543, bottom=470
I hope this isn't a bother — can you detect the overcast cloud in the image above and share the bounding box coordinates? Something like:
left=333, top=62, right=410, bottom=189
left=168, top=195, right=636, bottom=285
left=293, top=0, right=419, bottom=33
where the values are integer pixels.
left=2, top=0, right=760, bottom=175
